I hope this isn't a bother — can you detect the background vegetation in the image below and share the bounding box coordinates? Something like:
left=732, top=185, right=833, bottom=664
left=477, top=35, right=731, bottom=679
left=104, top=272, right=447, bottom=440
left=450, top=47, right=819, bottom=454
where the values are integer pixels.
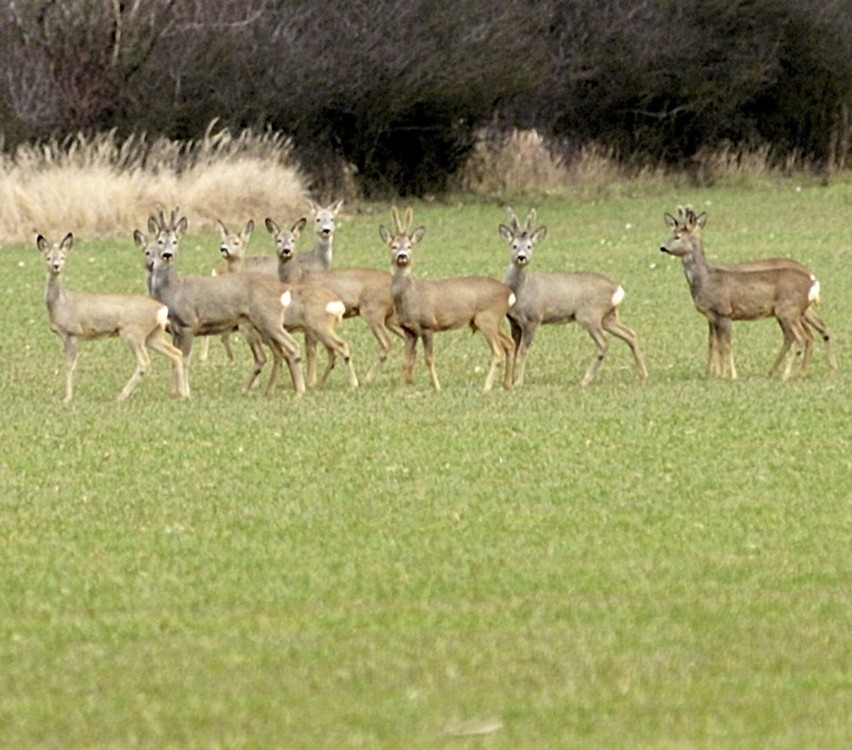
left=1, top=183, right=850, bottom=748
left=1, top=0, right=851, bottom=198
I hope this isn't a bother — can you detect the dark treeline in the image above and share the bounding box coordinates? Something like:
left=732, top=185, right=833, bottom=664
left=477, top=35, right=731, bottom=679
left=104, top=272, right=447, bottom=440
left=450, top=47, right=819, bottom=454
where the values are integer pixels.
left=1, top=0, right=851, bottom=196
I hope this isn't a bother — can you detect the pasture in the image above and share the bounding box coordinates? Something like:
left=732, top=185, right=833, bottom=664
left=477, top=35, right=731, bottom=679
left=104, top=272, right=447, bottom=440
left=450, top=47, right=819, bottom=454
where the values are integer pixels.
left=1, top=182, right=850, bottom=748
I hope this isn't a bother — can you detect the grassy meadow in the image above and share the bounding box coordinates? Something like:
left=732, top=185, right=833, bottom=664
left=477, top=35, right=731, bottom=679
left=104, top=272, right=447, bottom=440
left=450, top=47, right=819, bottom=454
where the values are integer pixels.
left=1, top=179, right=850, bottom=748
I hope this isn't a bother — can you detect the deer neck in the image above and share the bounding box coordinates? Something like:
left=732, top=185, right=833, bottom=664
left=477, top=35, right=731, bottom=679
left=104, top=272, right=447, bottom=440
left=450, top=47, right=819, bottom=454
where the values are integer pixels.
left=681, top=238, right=709, bottom=293
left=149, top=262, right=179, bottom=302
left=45, top=272, right=65, bottom=314
left=504, top=263, right=527, bottom=292
left=390, top=264, right=413, bottom=300
left=313, top=236, right=333, bottom=269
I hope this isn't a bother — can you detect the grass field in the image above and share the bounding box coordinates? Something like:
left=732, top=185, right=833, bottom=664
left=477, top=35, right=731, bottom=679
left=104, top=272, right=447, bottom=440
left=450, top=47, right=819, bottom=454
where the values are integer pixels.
left=1, top=181, right=850, bottom=748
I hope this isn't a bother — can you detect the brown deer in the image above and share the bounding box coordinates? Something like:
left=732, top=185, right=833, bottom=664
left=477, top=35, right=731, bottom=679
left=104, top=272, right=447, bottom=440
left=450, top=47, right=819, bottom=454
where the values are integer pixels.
left=38, top=232, right=187, bottom=402
left=499, top=207, right=648, bottom=386
left=212, top=218, right=358, bottom=389
left=379, top=207, right=515, bottom=392
left=271, top=215, right=404, bottom=384
left=140, top=207, right=306, bottom=397
left=673, top=206, right=837, bottom=376
left=660, top=207, right=819, bottom=379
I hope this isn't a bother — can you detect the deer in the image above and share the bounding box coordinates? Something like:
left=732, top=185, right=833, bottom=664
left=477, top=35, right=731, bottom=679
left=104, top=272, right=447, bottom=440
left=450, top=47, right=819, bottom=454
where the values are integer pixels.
left=209, top=218, right=359, bottom=389
left=270, top=215, right=405, bottom=384
left=378, top=206, right=516, bottom=392
left=498, top=208, right=648, bottom=387
left=660, top=207, right=819, bottom=380
left=138, top=207, right=306, bottom=397
left=672, top=206, right=837, bottom=376
left=37, top=232, right=188, bottom=402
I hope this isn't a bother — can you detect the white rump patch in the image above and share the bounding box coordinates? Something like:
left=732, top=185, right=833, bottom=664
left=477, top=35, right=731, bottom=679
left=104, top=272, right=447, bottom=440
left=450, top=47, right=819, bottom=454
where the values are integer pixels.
left=280, top=290, right=292, bottom=308
left=508, top=292, right=516, bottom=307
left=808, top=280, right=821, bottom=303
left=611, top=285, right=626, bottom=306
left=326, top=300, right=346, bottom=318
left=156, top=306, right=170, bottom=328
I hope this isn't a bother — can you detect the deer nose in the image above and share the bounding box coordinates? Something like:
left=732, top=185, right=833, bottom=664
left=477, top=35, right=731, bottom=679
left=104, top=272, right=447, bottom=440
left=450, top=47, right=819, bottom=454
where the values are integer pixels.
left=220, top=247, right=230, bottom=258
left=659, top=246, right=669, bottom=253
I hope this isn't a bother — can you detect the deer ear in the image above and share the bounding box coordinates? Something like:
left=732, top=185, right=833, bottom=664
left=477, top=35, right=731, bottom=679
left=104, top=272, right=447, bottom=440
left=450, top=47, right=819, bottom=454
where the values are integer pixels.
left=378, top=225, right=391, bottom=244
left=498, top=224, right=513, bottom=241
left=264, top=217, right=279, bottom=234
left=36, top=234, right=49, bottom=253
left=531, top=226, right=547, bottom=244
left=148, top=216, right=159, bottom=234
left=695, top=212, right=707, bottom=228
left=60, top=232, right=74, bottom=250
left=244, top=219, right=255, bottom=236
left=331, top=198, right=344, bottom=214
left=133, top=230, right=147, bottom=249
left=293, top=217, right=307, bottom=234
left=217, top=219, right=229, bottom=237
left=175, top=217, right=188, bottom=236
left=664, top=212, right=677, bottom=229
left=411, top=226, right=426, bottom=245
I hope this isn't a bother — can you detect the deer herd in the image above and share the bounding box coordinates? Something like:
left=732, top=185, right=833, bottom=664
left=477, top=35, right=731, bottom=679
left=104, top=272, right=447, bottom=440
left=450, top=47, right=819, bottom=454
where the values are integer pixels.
left=35, top=200, right=837, bottom=402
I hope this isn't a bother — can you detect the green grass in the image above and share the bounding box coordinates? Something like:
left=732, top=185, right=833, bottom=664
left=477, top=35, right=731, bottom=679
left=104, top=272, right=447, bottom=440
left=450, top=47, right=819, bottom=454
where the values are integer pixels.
left=1, top=181, right=850, bottom=748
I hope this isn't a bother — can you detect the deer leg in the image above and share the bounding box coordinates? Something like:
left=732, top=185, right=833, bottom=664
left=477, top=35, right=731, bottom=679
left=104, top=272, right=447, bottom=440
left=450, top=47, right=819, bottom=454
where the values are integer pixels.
left=803, top=307, right=838, bottom=373
left=118, top=334, right=151, bottom=401
left=61, top=334, right=80, bottom=402
left=401, top=329, right=418, bottom=385
left=272, top=328, right=305, bottom=396
left=779, top=317, right=807, bottom=381
left=239, top=327, right=268, bottom=393
left=147, top=328, right=189, bottom=398
left=509, top=316, right=534, bottom=386
left=706, top=321, right=719, bottom=376
left=198, top=334, right=210, bottom=362
left=302, top=333, right=320, bottom=387
left=422, top=331, right=441, bottom=391
left=578, top=321, right=609, bottom=387
left=602, top=312, right=648, bottom=381
left=363, top=313, right=395, bottom=384
left=767, top=318, right=794, bottom=377
left=714, top=318, right=736, bottom=379
left=499, top=329, right=515, bottom=390
left=317, top=332, right=358, bottom=389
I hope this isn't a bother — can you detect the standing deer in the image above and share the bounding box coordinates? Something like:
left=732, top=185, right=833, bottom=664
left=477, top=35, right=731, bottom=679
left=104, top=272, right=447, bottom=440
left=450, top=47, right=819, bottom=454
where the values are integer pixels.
left=499, top=208, right=648, bottom=387
left=139, top=207, right=306, bottom=397
left=272, top=215, right=404, bottom=384
left=379, top=207, right=515, bottom=392
left=672, top=206, right=837, bottom=376
left=37, top=232, right=187, bottom=402
left=212, top=218, right=358, bottom=389
left=660, top=207, right=819, bottom=379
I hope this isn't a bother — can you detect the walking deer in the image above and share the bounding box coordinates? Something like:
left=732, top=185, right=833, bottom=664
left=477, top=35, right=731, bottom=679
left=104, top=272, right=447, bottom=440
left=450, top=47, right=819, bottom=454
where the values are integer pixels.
left=660, top=207, right=819, bottom=380
left=38, top=232, right=187, bottom=402
left=673, top=206, right=837, bottom=376
left=499, top=208, right=648, bottom=387
left=271, top=215, right=404, bottom=383
left=139, top=207, right=306, bottom=397
left=379, top=207, right=515, bottom=392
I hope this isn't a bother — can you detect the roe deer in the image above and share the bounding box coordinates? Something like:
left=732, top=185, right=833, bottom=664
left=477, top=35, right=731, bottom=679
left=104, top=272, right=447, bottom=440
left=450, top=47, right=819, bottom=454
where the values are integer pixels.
left=499, top=208, right=648, bottom=387
left=674, top=206, right=837, bottom=376
left=140, top=207, right=306, bottom=396
left=38, top=232, right=187, bottom=402
left=271, top=215, right=404, bottom=384
left=660, top=207, right=819, bottom=380
left=214, top=218, right=358, bottom=389
left=379, top=207, right=515, bottom=392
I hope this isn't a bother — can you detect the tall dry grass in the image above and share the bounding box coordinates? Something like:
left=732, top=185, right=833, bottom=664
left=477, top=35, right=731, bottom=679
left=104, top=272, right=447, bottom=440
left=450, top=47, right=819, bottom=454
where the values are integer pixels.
left=459, top=127, right=822, bottom=200
left=0, top=122, right=307, bottom=244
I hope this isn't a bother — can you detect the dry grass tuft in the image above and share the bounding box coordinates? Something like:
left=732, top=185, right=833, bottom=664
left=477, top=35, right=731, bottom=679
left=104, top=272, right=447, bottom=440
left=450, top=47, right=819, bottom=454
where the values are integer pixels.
left=0, top=123, right=308, bottom=243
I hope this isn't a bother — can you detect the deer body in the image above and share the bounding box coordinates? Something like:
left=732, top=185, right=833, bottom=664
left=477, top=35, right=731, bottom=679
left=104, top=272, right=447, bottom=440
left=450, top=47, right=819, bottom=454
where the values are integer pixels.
left=271, top=215, right=404, bottom=384
left=39, top=233, right=187, bottom=402
left=380, top=207, right=515, bottom=392
left=661, top=208, right=817, bottom=380
left=140, top=209, right=305, bottom=397
left=500, top=210, right=648, bottom=387
left=717, top=257, right=836, bottom=375
left=212, top=218, right=358, bottom=388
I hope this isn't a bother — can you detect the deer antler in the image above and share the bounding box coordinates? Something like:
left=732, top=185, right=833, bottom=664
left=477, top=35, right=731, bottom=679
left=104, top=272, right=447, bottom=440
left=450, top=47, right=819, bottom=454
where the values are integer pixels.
left=525, top=208, right=537, bottom=231
left=506, top=207, right=520, bottom=232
